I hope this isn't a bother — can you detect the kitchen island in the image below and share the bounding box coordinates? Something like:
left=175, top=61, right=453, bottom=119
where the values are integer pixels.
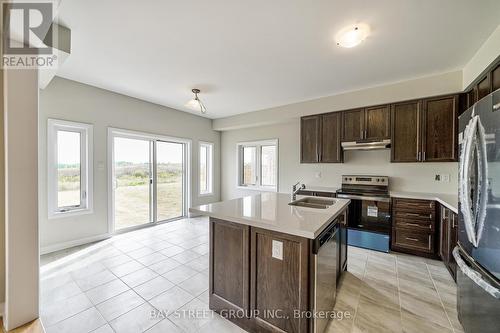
left=190, top=193, right=350, bottom=333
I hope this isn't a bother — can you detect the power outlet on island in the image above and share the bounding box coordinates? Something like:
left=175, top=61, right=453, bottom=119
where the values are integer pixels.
left=272, top=240, right=283, bottom=260
left=435, top=174, right=450, bottom=182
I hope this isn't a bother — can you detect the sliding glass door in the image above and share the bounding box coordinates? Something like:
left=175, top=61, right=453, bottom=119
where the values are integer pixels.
left=111, top=130, right=187, bottom=231
left=113, top=137, right=153, bottom=230
left=156, top=141, right=184, bottom=221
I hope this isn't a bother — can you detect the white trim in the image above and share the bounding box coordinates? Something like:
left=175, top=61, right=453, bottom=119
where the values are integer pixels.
left=40, top=233, right=111, bottom=255
left=236, top=139, right=279, bottom=192
left=107, top=127, right=192, bottom=234
left=47, top=119, right=94, bottom=219
left=198, top=141, right=214, bottom=196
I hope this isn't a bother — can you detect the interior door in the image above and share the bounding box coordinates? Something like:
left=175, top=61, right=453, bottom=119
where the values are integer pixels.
left=156, top=141, right=185, bottom=221
left=113, top=136, right=153, bottom=230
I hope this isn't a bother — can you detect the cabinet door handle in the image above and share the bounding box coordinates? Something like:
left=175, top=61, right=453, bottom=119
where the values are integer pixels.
left=405, top=237, right=420, bottom=242
left=405, top=213, right=421, bottom=217
left=423, top=151, right=426, bottom=161
left=429, top=213, right=433, bottom=220
left=417, top=152, right=421, bottom=161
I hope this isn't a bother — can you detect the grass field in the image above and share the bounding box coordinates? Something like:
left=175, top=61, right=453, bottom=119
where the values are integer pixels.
left=58, top=163, right=183, bottom=230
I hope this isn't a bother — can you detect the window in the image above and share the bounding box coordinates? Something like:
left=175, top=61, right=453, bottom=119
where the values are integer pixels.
left=199, top=142, right=214, bottom=195
left=237, top=139, right=278, bottom=191
left=48, top=119, right=93, bottom=218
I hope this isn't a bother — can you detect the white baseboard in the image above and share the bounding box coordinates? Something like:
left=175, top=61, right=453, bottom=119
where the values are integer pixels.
left=40, top=233, right=111, bottom=255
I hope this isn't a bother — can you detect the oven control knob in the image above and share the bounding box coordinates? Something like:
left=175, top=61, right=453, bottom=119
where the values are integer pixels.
left=376, top=179, right=380, bottom=182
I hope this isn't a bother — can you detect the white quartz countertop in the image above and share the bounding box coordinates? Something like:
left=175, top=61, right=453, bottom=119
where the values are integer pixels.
left=301, top=186, right=338, bottom=193
left=390, top=191, right=458, bottom=214
left=189, top=192, right=350, bottom=239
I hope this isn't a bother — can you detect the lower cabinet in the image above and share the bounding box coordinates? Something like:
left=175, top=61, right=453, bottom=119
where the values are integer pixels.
left=250, top=228, right=310, bottom=333
left=391, top=198, right=438, bottom=257
left=439, top=206, right=458, bottom=281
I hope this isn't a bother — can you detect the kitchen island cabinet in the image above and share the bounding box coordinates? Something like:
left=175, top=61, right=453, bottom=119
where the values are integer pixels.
left=191, top=193, right=349, bottom=333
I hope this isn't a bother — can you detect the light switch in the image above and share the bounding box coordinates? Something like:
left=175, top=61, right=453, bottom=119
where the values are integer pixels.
left=272, top=240, right=283, bottom=260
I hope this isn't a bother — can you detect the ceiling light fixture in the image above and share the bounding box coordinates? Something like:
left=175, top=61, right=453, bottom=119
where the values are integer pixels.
left=185, top=88, right=207, bottom=114
left=336, top=24, right=370, bottom=48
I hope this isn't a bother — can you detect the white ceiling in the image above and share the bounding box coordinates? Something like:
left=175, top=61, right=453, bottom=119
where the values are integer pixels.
left=54, top=0, right=500, bottom=119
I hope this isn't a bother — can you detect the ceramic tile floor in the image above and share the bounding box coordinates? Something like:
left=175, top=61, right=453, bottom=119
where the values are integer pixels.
left=41, top=216, right=464, bottom=333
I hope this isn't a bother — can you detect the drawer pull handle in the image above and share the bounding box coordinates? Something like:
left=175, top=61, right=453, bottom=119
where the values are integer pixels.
left=405, top=237, right=420, bottom=242
left=405, top=213, right=421, bottom=217
left=429, top=214, right=433, bottom=220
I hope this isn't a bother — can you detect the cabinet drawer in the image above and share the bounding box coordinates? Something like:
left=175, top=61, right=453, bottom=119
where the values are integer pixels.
left=392, top=197, right=435, bottom=212
left=394, top=217, right=433, bottom=232
left=394, top=210, right=435, bottom=223
left=393, top=228, right=433, bottom=253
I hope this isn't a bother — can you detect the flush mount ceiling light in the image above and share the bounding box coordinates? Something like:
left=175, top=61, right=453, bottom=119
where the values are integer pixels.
left=185, top=88, right=207, bottom=114
left=336, top=24, right=370, bottom=48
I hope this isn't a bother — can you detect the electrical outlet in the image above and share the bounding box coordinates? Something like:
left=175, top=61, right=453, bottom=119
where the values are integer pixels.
left=435, top=174, right=441, bottom=181
left=315, top=171, right=322, bottom=179
left=441, top=174, right=450, bottom=182
left=272, top=240, right=283, bottom=260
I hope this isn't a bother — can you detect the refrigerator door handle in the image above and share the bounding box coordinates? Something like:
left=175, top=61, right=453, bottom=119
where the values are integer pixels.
left=459, top=114, right=489, bottom=247
left=453, top=246, right=500, bottom=299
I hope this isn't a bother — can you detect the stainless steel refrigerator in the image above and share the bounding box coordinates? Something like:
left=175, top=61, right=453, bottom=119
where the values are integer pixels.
left=456, top=88, right=500, bottom=333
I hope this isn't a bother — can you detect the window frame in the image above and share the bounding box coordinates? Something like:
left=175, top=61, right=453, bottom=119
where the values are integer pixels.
left=236, top=139, right=278, bottom=192
left=47, top=119, right=94, bottom=219
left=198, top=141, right=214, bottom=196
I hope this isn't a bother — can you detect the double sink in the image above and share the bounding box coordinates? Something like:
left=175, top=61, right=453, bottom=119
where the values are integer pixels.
left=288, top=197, right=336, bottom=209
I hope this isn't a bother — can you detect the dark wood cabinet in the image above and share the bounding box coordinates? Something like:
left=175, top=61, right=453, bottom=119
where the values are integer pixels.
left=391, top=100, right=421, bottom=162
left=250, top=228, right=309, bottom=333
left=342, top=106, right=390, bottom=142
left=493, top=64, right=500, bottom=92
left=391, top=95, right=457, bottom=162
left=440, top=206, right=458, bottom=281
left=300, top=115, right=320, bottom=163
left=364, top=105, right=391, bottom=140
left=342, top=109, right=364, bottom=142
left=320, top=112, right=343, bottom=163
left=391, top=198, right=437, bottom=257
left=421, top=95, right=458, bottom=162
left=477, top=74, right=491, bottom=101
left=210, top=219, right=250, bottom=313
left=301, top=113, right=342, bottom=163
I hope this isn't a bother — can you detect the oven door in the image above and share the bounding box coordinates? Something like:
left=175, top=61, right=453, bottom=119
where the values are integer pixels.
left=337, top=194, right=391, bottom=234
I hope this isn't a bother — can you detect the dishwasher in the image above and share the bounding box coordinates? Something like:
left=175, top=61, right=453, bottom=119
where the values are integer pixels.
left=312, top=218, right=339, bottom=333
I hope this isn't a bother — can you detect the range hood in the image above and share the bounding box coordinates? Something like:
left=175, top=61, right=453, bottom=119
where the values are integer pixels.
left=341, top=139, right=391, bottom=151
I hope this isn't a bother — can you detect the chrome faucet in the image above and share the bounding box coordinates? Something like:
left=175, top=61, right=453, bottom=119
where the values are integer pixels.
left=291, top=181, right=306, bottom=201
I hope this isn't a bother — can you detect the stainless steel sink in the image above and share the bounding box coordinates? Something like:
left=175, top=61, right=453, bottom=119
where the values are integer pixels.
left=289, top=197, right=335, bottom=209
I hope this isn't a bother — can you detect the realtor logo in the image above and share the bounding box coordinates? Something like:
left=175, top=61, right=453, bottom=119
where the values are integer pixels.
left=2, top=1, right=57, bottom=68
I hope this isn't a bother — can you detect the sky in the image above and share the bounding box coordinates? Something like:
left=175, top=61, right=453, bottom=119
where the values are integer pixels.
left=57, top=133, right=184, bottom=165
left=114, top=137, right=183, bottom=164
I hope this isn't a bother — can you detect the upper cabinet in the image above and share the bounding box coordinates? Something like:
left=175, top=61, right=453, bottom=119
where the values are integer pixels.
left=493, top=63, right=500, bottom=92
left=342, top=109, right=364, bottom=142
left=301, top=113, right=342, bottom=163
left=391, top=100, right=421, bottom=162
left=365, top=105, right=391, bottom=141
left=421, top=95, right=458, bottom=162
left=320, top=112, right=343, bottom=163
left=300, top=115, right=321, bottom=163
left=300, top=95, right=458, bottom=164
left=341, top=106, right=390, bottom=142
left=391, top=95, right=458, bottom=163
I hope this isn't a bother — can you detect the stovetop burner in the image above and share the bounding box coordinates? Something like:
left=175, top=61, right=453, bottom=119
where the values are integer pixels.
left=338, top=175, right=389, bottom=196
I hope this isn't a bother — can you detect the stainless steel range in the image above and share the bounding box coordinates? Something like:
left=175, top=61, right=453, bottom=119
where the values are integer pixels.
left=336, top=175, right=391, bottom=252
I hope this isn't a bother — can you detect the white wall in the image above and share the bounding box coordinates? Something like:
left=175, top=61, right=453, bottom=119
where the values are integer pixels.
left=214, top=70, right=463, bottom=131
left=463, top=25, right=500, bottom=89
left=4, top=68, right=39, bottom=330
left=221, top=120, right=458, bottom=201
left=39, top=77, right=220, bottom=252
